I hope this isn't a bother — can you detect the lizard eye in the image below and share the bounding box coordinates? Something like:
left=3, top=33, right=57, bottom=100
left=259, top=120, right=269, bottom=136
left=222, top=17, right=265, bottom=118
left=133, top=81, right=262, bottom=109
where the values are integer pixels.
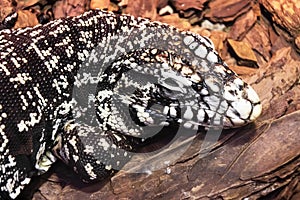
left=162, top=77, right=180, bottom=89
left=160, top=77, right=189, bottom=95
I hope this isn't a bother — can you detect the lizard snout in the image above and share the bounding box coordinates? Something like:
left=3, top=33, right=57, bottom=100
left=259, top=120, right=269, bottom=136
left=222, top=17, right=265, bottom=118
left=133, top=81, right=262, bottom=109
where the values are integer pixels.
left=223, top=77, right=262, bottom=128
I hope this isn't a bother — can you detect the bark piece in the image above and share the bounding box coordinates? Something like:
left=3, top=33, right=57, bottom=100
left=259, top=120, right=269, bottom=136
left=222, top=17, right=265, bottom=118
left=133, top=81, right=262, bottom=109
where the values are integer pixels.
left=0, top=0, right=14, bottom=21
left=124, top=0, right=159, bottom=19
left=90, top=0, right=110, bottom=10
left=243, top=21, right=272, bottom=66
left=157, top=13, right=191, bottom=30
left=295, top=36, right=300, bottom=50
left=210, top=30, right=228, bottom=57
left=170, top=0, right=208, bottom=11
left=205, top=0, right=252, bottom=22
left=227, top=39, right=258, bottom=67
left=188, top=111, right=300, bottom=199
left=53, top=0, right=88, bottom=19
left=14, top=10, right=39, bottom=28
left=259, top=0, right=300, bottom=38
left=268, top=23, right=290, bottom=54
left=157, top=0, right=169, bottom=9
left=16, top=0, right=40, bottom=8
left=229, top=9, right=258, bottom=40
left=247, top=47, right=300, bottom=118
left=228, top=65, right=258, bottom=76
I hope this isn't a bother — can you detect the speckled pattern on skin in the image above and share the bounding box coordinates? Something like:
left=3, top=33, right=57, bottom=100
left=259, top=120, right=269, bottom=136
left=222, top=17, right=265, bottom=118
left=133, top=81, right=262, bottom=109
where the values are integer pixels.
left=0, top=10, right=262, bottom=199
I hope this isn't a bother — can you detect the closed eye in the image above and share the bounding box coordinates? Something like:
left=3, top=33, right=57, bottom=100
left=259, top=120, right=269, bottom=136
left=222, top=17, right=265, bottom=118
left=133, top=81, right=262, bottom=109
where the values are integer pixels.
left=163, top=77, right=180, bottom=89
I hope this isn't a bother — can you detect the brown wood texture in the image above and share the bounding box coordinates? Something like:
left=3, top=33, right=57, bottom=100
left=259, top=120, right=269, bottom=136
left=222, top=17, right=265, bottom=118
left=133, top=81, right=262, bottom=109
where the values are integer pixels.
left=0, top=0, right=299, bottom=199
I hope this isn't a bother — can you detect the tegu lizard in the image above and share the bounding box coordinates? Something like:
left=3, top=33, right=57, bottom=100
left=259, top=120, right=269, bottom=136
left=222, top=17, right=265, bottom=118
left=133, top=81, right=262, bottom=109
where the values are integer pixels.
left=0, top=10, right=262, bottom=199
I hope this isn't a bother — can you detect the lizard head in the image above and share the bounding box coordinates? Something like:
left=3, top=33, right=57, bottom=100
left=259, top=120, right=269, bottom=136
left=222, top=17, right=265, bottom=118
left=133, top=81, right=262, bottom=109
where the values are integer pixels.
left=156, top=54, right=262, bottom=129
left=94, top=48, right=262, bottom=137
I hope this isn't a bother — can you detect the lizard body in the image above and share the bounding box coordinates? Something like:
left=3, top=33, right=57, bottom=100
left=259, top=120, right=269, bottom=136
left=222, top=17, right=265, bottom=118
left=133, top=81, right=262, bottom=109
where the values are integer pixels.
left=0, top=10, right=261, bottom=199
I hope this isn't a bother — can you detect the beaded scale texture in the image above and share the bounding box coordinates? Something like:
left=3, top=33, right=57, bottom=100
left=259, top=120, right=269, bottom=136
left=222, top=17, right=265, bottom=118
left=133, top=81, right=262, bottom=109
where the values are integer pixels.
left=0, top=10, right=262, bottom=199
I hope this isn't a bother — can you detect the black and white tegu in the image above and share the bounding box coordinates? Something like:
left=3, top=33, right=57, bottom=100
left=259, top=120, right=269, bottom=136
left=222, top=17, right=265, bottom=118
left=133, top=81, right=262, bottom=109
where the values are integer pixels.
left=0, top=10, right=262, bottom=199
